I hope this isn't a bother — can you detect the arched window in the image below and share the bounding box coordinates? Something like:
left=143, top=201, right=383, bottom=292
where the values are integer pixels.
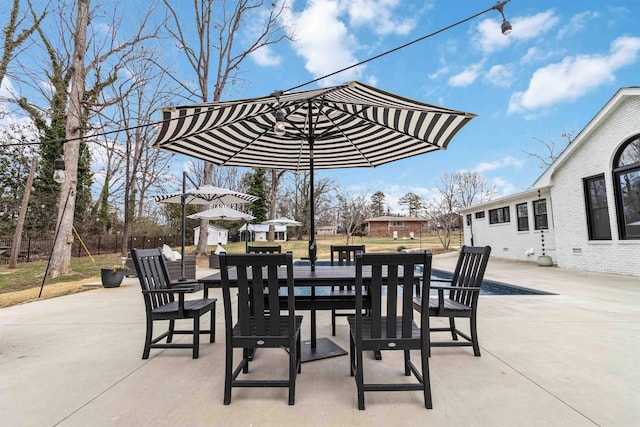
left=613, top=135, right=640, bottom=239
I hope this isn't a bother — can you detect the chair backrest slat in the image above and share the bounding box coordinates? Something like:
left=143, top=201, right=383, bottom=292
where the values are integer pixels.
left=356, top=251, right=431, bottom=341
left=449, top=246, right=491, bottom=304
left=131, top=248, right=175, bottom=310
left=220, top=252, right=294, bottom=339
left=331, top=245, right=365, bottom=291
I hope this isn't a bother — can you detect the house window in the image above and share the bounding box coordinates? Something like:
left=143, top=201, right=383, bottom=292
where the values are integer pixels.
left=533, top=199, right=548, bottom=230
left=488, top=206, right=510, bottom=224
left=584, top=174, right=612, bottom=240
left=516, top=203, right=529, bottom=231
left=389, top=221, right=404, bottom=227
left=613, top=135, right=640, bottom=239
left=466, top=214, right=471, bottom=226
left=475, top=211, right=485, bottom=219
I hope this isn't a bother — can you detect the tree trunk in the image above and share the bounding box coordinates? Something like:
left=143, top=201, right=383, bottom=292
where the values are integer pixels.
left=8, top=157, right=37, bottom=268
left=49, top=0, right=89, bottom=278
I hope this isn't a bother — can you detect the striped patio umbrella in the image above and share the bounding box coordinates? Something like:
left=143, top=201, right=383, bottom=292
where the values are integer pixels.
left=153, top=81, right=476, bottom=268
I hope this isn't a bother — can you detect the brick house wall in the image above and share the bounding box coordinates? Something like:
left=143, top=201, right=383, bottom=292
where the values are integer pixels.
left=365, top=217, right=429, bottom=238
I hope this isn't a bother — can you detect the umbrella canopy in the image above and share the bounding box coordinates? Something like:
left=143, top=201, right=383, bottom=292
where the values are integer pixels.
left=155, top=185, right=258, bottom=206
left=262, top=217, right=302, bottom=227
left=155, top=181, right=259, bottom=277
left=188, top=206, right=255, bottom=221
left=154, top=80, right=476, bottom=268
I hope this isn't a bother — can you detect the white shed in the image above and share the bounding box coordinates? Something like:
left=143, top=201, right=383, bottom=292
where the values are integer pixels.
left=238, top=224, right=287, bottom=242
left=194, top=224, right=229, bottom=246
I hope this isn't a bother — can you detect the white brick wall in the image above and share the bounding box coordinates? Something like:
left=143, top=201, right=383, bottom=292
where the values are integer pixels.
left=550, top=96, right=640, bottom=276
left=463, top=189, right=556, bottom=263
left=462, top=90, right=640, bottom=277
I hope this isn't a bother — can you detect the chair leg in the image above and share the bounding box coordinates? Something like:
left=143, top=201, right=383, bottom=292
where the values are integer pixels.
left=142, top=317, right=153, bottom=359
left=421, top=342, right=433, bottom=409
left=449, top=317, right=458, bottom=340
left=167, top=319, right=175, bottom=343
left=224, top=335, right=233, bottom=405
left=242, top=348, right=250, bottom=373
left=210, top=305, right=216, bottom=343
left=355, top=344, right=365, bottom=410
left=192, top=317, right=200, bottom=359
left=470, top=314, right=481, bottom=357
left=297, top=333, right=302, bottom=374
left=331, top=310, right=336, bottom=336
left=289, top=339, right=297, bottom=405
left=349, top=332, right=355, bottom=377
left=404, top=350, right=411, bottom=376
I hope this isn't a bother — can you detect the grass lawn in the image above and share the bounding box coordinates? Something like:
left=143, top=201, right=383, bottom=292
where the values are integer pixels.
left=0, top=232, right=460, bottom=308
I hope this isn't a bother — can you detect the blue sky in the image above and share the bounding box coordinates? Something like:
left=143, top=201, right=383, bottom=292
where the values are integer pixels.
left=232, top=0, right=640, bottom=213
left=2, top=0, right=639, bottom=215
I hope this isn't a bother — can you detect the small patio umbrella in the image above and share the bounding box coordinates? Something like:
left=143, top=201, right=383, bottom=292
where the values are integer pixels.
left=155, top=176, right=259, bottom=278
left=262, top=217, right=302, bottom=227
left=153, top=81, right=476, bottom=269
left=188, top=206, right=256, bottom=252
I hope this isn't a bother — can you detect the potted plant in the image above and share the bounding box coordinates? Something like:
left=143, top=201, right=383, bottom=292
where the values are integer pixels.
left=101, top=265, right=127, bottom=288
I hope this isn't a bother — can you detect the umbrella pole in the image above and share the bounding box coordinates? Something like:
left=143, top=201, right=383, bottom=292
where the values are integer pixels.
left=309, top=135, right=316, bottom=271
left=180, top=171, right=187, bottom=281
left=245, top=220, right=249, bottom=253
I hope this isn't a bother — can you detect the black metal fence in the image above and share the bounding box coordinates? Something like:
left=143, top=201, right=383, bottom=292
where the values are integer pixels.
left=0, top=234, right=181, bottom=265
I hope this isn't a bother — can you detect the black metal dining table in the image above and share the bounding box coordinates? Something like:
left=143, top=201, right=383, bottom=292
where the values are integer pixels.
left=199, top=265, right=421, bottom=362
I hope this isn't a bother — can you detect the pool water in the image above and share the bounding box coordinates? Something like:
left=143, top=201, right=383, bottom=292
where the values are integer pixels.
left=292, top=261, right=550, bottom=296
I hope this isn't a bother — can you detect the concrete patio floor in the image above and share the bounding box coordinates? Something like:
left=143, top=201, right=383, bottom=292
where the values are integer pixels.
left=1, top=251, right=638, bottom=426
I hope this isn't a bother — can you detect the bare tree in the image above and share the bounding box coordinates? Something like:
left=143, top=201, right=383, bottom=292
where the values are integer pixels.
left=523, top=132, right=573, bottom=169
left=162, top=0, right=292, bottom=254
left=453, top=170, right=496, bottom=208
left=425, top=175, right=457, bottom=251
left=0, top=0, right=47, bottom=86
left=336, top=188, right=369, bottom=245
left=33, top=1, right=163, bottom=277
left=277, top=171, right=335, bottom=240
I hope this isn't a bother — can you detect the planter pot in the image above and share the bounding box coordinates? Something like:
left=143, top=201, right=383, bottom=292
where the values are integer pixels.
left=101, top=268, right=126, bottom=288
left=209, top=253, right=221, bottom=269
left=537, top=255, right=553, bottom=267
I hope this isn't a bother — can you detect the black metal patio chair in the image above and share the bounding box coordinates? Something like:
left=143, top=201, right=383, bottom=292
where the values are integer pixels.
left=247, top=245, right=282, bottom=254
left=131, top=248, right=216, bottom=359
left=348, top=251, right=433, bottom=410
left=413, top=245, right=491, bottom=356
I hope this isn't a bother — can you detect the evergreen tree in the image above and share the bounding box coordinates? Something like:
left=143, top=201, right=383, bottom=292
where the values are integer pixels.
left=243, top=168, right=268, bottom=222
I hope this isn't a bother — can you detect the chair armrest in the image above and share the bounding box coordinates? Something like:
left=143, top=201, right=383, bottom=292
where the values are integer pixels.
left=171, top=279, right=200, bottom=288
left=432, top=284, right=481, bottom=291
left=142, top=287, right=197, bottom=294
left=431, top=279, right=452, bottom=283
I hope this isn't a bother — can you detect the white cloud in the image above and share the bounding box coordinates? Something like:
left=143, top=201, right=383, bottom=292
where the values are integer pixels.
left=251, top=45, right=282, bottom=67
left=474, top=156, right=524, bottom=173
left=557, top=11, right=599, bottom=40
left=284, top=0, right=420, bottom=86
left=474, top=10, right=559, bottom=54
left=491, top=177, right=517, bottom=197
left=345, top=0, right=417, bottom=36
left=485, top=64, right=514, bottom=88
left=508, top=36, right=640, bottom=114
left=448, top=63, right=482, bottom=87
left=286, top=0, right=363, bottom=85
